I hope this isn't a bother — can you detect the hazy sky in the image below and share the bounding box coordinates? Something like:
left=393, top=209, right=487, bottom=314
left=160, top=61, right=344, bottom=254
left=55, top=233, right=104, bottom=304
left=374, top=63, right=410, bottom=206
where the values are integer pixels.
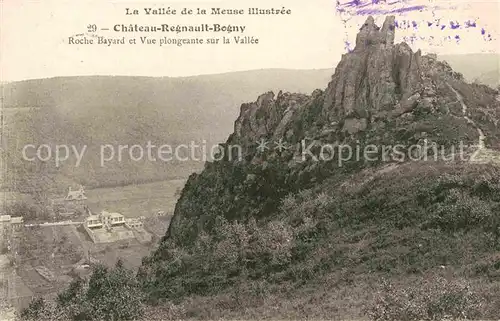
left=1, top=0, right=499, bottom=82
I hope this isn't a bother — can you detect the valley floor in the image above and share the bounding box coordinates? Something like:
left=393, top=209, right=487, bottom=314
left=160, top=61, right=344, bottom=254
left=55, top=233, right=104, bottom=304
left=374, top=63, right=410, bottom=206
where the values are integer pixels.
left=1, top=178, right=185, bottom=316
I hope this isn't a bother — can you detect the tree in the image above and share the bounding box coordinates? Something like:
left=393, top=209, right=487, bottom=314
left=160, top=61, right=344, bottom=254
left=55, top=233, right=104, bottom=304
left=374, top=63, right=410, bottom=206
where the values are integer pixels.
left=21, top=260, right=144, bottom=321
left=86, top=260, right=144, bottom=321
left=56, top=277, right=90, bottom=321
left=19, top=297, right=64, bottom=321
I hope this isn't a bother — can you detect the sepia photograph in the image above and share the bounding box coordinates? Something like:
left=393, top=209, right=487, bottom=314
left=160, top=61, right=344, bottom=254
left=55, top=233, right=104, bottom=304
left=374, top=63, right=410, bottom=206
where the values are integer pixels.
left=1, top=0, right=500, bottom=320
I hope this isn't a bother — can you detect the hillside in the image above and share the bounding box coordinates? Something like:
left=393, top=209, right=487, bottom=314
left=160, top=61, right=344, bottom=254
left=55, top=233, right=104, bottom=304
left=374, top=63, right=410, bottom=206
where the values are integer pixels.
left=2, top=54, right=498, bottom=196
left=440, top=54, right=500, bottom=87
left=1, top=69, right=333, bottom=193
left=477, top=69, right=500, bottom=87
left=136, top=16, right=500, bottom=320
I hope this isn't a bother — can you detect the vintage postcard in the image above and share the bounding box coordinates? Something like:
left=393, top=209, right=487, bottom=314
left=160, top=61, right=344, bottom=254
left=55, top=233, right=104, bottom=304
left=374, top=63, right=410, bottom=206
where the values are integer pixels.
left=1, top=0, right=499, bottom=320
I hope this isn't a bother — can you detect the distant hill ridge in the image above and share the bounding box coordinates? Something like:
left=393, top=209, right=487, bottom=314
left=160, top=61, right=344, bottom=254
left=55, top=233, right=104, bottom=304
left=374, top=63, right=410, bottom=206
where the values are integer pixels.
left=2, top=55, right=498, bottom=112
left=0, top=56, right=498, bottom=192
left=1, top=69, right=333, bottom=192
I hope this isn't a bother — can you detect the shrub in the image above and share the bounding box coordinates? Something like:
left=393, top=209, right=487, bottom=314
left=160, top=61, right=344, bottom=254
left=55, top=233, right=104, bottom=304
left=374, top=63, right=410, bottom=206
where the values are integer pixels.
left=20, top=260, right=144, bottom=321
left=20, top=298, right=56, bottom=321
left=365, top=275, right=484, bottom=321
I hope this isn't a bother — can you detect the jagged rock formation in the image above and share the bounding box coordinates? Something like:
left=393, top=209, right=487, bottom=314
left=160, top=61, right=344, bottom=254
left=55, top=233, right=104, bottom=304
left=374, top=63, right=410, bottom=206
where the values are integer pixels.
left=226, top=16, right=487, bottom=151
left=137, top=17, right=500, bottom=314
left=160, top=15, right=500, bottom=253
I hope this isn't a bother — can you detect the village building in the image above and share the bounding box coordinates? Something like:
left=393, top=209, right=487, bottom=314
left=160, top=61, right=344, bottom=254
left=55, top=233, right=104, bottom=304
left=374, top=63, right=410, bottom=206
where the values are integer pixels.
left=83, top=211, right=139, bottom=243
left=84, top=211, right=125, bottom=230
left=125, top=217, right=144, bottom=229
left=0, top=215, right=24, bottom=238
left=51, top=185, right=89, bottom=216
left=65, top=185, right=87, bottom=205
left=101, top=211, right=126, bottom=227
left=10, top=217, right=23, bottom=231
left=85, top=214, right=103, bottom=229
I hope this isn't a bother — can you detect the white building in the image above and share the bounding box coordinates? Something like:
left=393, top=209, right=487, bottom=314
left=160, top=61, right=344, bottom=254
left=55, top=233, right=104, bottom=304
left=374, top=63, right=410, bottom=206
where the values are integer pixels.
left=83, top=211, right=136, bottom=244
left=0, top=215, right=24, bottom=235
left=85, top=214, right=103, bottom=229
left=101, top=211, right=125, bottom=227
left=125, top=217, right=144, bottom=229
left=84, top=211, right=125, bottom=229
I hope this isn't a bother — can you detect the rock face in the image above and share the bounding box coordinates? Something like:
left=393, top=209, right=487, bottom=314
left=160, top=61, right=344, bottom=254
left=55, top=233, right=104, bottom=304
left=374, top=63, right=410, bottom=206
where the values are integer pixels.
left=323, top=15, right=422, bottom=126
left=227, top=16, right=470, bottom=151
left=231, top=91, right=310, bottom=151
left=138, top=16, right=500, bottom=309
left=164, top=15, right=500, bottom=243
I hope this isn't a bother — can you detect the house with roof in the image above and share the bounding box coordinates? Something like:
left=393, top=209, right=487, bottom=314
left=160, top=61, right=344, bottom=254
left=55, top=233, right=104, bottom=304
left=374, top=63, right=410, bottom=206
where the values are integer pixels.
left=65, top=185, right=87, bottom=204
left=85, top=214, right=103, bottom=229
left=125, top=217, right=144, bottom=229
left=54, top=185, right=88, bottom=214
left=0, top=215, right=24, bottom=238
left=101, top=211, right=126, bottom=227
left=10, top=217, right=23, bottom=231
left=83, top=211, right=132, bottom=243
left=84, top=211, right=125, bottom=229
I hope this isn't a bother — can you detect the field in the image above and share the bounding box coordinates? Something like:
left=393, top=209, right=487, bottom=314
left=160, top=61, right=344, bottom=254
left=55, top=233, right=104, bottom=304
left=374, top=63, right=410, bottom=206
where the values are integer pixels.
left=85, top=179, right=186, bottom=218
left=15, top=221, right=168, bottom=298
left=0, top=192, right=34, bottom=207
left=8, top=178, right=185, bottom=301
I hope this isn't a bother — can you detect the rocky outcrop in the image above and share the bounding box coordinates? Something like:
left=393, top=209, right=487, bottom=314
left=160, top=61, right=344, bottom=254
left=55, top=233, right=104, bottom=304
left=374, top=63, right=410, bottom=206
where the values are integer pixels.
left=225, top=15, right=475, bottom=152
left=140, top=16, right=500, bottom=311
left=219, top=16, right=483, bottom=164
left=322, top=16, right=424, bottom=127
left=164, top=15, right=500, bottom=244
left=230, top=91, right=310, bottom=148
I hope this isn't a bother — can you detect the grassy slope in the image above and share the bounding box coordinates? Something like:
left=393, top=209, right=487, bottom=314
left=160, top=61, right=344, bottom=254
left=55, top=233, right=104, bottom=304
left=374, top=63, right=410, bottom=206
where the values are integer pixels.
left=85, top=179, right=186, bottom=218
left=139, top=160, right=500, bottom=320
left=137, top=56, right=500, bottom=320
